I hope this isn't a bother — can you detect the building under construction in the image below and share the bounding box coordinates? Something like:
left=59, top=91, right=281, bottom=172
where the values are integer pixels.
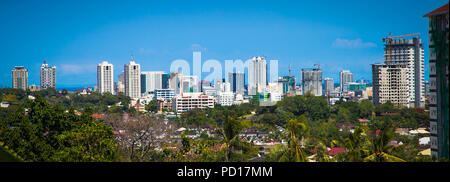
left=372, top=63, right=409, bottom=107
left=372, top=33, right=425, bottom=108
left=301, top=68, right=322, bottom=96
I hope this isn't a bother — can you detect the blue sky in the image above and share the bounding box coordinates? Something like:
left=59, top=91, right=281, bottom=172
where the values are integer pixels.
left=0, top=0, right=447, bottom=88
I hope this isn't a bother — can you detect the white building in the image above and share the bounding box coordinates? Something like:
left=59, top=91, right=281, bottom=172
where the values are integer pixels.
left=182, top=75, right=199, bottom=93
left=385, top=37, right=425, bottom=108
left=97, top=61, right=114, bottom=94
left=124, top=60, right=141, bottom=99
left=340, top=70, right=353, bottom=92
left=372, top=63, right=409, bottom=107
left=141, top=71, right=168, bottom=96
left=324, top=77, right=334, bottom=96
left=154, top=89, right=175, bottom=101
left=218, top=92, right=234, bottom=106
left=172, top=93, right=214, bottom=115
left=40, top=60, right=56, bottom=89
left=248, top=56, right=267, bottom=95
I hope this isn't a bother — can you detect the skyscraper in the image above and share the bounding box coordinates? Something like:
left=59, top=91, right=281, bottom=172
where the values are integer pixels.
left=11, top=66, right=28, bottom=90
left=141, top=71, right=167, bottom=95
left=169, top=72, right=183, bottom=95
left=97, top=61, right=114, bottom=94
left=324, top=77, right=334, bottom=95
left=424, top=3, right=449, bottom=159
left=229, top=72, right=245, bottom=95
left=40, top=60, right=56, bottom=89
left=385, top=37, right=425, bottom=108
left=301, top=68, right=322, bottom=96
left=340, top=70, right=353, bottom=92
left=124, top=60, right=141, bottom=99
left=248, top=56, right=267, bottom=95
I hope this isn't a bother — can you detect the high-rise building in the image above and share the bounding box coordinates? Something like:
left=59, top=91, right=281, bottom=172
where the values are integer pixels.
left=385, top=37, right=425, bottom=108
left=169, top=72, right=183, bottom=95
left=424, top=3, right=449, bottom=159
left=229, top=72, right=245, bottom=95
left=141, top=71, right=168, bottom=96
left=115, top=72, right=125, bottom=95
left=248, top=56, right=267, bottom=95
left=301, top=68, right=322, bottom=96
left=11, top=66, right=28, bottom=90
left=324, top=77, right=334, bottom=95
left=276, top=76, right=296, bottom=95
left=40, top=60, right=56, bottom=89
left=124, top=60, right=141, bottom=99
left=97, top=61, right=114, bottom=94
left=182, top=75, right=199, bottom=93
left=372, top=63, right=409, bottom=107
left=340, top=70, right=353, bottom=92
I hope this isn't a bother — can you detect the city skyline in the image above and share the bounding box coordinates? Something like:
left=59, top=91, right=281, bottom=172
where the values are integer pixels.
left=1, top=0, right=447, bottom=88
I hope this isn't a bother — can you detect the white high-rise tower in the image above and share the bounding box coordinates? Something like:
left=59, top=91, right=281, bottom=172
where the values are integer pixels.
left=97, top=61, right=114, bottom=94
left=248, top=56, right=267, bottom=95
left=124, top=59, right=141, bottom=99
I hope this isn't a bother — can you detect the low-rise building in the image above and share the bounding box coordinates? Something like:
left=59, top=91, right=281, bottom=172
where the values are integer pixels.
left=172, top=93, right=214, bottom=115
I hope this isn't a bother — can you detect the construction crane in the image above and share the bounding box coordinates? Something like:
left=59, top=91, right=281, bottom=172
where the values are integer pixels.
left=313, top=64, right=323, bottom=70
left=382, top=32, right=420, bottom=63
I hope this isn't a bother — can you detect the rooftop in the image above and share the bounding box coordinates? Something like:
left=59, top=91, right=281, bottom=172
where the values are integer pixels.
left=423, top=3, right=449, bottom=17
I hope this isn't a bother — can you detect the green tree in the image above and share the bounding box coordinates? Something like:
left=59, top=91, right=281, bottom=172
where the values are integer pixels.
left=145, top=100, right=157, bottom=113
left=221, top=116, right=242, bottom=162
left=52, top=121, right=117, bottom=162
left=279, top=116, right=308, bottom=162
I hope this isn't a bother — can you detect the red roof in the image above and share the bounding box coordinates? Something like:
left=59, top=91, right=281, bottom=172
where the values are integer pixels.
left=424, top=3, right=449, bottom=17
left=358, top=119, right=369, bottom=123
left=328, top=148, right=345, bottom=156
left=92, top=113, right=106, bottom=119
left=367, top=130, right=382, bottom=135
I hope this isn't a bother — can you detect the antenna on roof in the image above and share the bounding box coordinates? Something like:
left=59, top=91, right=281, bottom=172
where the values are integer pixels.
left=43, top=59, right=46, bottom=64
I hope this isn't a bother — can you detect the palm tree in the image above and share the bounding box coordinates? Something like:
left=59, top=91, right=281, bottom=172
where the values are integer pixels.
left=279, top=117, right=308, bottom=162
left=342, top=127, right=367, bottom=162
left=363, top=126, right=405, bottom=162
left=220, top=116, right=242, bottom=162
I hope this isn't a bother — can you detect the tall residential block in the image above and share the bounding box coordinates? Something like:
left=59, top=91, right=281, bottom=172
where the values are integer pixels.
left=11, top=66, right=28, bottom=90
left=248, top=56, right=267, bottom=95
left=40, top=60, right=56, bottom=89
left=424, top=3, right=449, bottom=159
left=97, top=61, right=114, bottom=94
left=340, top=70, right=353, bottom=92
left=301, top=68, right=322, bottom=96
left=141, top=71, right=168, bottom=95
left=124, top=60, right=141, bottom=99
left=372, top=63, right=409, bottom=107
left=385, top=37, right=425, bottom=108
left=324, top=77, right=334, bottom=95
left=229, top=72, right=245, bottom=95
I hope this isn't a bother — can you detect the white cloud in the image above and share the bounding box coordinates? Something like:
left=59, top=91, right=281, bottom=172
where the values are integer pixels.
left=332, top=38, right=376, bottom=49
left=59, top=63, right=96, bottom=75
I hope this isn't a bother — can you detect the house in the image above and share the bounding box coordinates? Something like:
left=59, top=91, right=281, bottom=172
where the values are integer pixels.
left=1, top=101, right=10, bottom=108
left=337, top=123, right=355, bottom=133
left=328, top=147, right=346, bottom=156
left=92, top=113, right=106, bottom=119
left=358, top=119, right=369, bottom=126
